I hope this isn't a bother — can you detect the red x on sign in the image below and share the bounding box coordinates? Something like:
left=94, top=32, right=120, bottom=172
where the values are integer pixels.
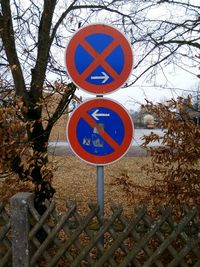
left=67, top=98, right=134, bottom=165
left=65, top=24, right=133, bottom=94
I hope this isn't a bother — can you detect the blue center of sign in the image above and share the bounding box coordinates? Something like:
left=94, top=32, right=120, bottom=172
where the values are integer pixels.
left=76, top=107, right=125, bottom=156
left=75, top=33, right=124, bottom=85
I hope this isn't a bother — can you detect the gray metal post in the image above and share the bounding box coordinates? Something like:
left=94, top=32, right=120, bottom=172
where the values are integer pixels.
left=97, top=165, right=104, bottom=251
left=97, top=165, right=104, bottom=219
left=11, top=192, right=34, bottom=267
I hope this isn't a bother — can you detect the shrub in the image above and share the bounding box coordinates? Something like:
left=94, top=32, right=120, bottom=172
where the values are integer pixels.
left=141, top=97, right=200, bottom=211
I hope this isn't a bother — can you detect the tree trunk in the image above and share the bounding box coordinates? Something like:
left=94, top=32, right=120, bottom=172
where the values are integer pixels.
left=30, top=120, right=55, bottom=202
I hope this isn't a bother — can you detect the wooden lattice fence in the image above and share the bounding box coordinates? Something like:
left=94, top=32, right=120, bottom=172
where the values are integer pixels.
left=0, top=192, right=200, bottom=267
left=0, top=203, right=12, bottom=266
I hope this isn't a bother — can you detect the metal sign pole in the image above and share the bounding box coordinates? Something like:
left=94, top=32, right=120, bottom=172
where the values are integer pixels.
left=97, top=165, right=104, bottom=220
left=97, top=165, right=104, bottom=250
left=96, top=94, right=104, bottom=219
left=96, top=94, right=104, bottom=250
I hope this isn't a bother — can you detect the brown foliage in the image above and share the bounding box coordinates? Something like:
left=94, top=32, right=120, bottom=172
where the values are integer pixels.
left=0, top=98, right=54, bottom=190
left=141, top=97, right=200, bottom=211
left=110, top=170, right=149, bottom=204
left=0, top=82, right=76, bottom=211
left=0, top=101, right=25, bottom=173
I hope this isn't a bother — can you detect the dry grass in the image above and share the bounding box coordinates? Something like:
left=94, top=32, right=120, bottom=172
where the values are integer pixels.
left=0, top=155, right=152, bottom=216
left=51, top=155, right=152, bottom=215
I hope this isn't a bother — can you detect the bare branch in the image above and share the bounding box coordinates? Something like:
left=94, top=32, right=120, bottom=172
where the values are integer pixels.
left=0, top=0, right=28, bottom=102
left=30, top=0, right=57, bottom=102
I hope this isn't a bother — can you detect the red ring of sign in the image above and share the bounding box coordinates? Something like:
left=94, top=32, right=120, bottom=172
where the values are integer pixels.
left=65, top=24, right=133, bottom=94
left=67, top=98, right=134, bottom=165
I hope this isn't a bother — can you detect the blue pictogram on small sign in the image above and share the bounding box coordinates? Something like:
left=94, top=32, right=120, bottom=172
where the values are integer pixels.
left=76, top=107, right=124, bottom=156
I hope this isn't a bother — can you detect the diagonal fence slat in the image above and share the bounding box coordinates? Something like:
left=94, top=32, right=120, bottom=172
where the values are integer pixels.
left=105, top=207, right=142, bottom=267
left=29, top=200, right=58, bottom=263
left=143, top=213, right=189, bottom=267
left=30, top=201, right=77, bottom=267
left=167, top=210, right=200, bottom=262
left=0, top=203, right=12, bottom=267
left=49, top=202, right=79, bottom=264
left=48, top=203, right=100, bottom=267
left=118, top=207, right=172, bottom=267
left=143, top=207, right=198, bottom=267
left=168, top=235, right=200, bottom=267
left=29, top=200, right=56, bottom=239
left=1, top=193, right=200, bottom=267
left=71, top=205, right=123, bottom=267
left=94, top=207, right=148, bottom=267
left=127, top=211, right=163, bottom=267
left=64, top=202, right=101, bottom=266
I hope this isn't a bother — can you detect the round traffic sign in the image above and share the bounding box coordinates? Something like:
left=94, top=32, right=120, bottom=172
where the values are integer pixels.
left=65, top=24, right=133, bottom=94
left=67, top=98, right=134, bottom=165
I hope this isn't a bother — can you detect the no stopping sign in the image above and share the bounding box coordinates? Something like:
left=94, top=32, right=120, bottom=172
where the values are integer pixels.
left=67, top=98, right=134, bottom=165
left=65, top=24, right=133, bottom=94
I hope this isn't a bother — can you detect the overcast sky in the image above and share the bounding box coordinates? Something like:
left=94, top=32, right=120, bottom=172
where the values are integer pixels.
left=11, top=0, right=199, bottom=110
left=68, top=1, right=200, bottom=110
left=75, top=56, right=199, bottom=110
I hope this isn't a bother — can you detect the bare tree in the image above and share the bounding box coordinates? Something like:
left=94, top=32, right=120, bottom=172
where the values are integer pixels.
left=118, top=0, right=200, bottom=85
left=0, top=0, right=128, bottom=204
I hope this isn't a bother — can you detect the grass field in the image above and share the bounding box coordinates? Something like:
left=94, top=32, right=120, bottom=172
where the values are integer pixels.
left=51, top=155, right=152, bottom=215
left=0, top=155, right=153, bottom=216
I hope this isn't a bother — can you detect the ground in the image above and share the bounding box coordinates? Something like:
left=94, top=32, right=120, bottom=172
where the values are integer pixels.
left=52, top=155, right=152, bottom=216
left=0, top=154, right=152, bottom=216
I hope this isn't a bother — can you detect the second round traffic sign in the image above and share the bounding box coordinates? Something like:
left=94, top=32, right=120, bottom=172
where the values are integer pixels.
left=67, top=98, right=134, bottom=165
left=65, top=24, right=133, bottom=94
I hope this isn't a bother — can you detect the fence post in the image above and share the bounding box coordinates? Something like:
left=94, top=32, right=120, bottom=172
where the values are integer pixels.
left=11, top=192, right=34, bottom=267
